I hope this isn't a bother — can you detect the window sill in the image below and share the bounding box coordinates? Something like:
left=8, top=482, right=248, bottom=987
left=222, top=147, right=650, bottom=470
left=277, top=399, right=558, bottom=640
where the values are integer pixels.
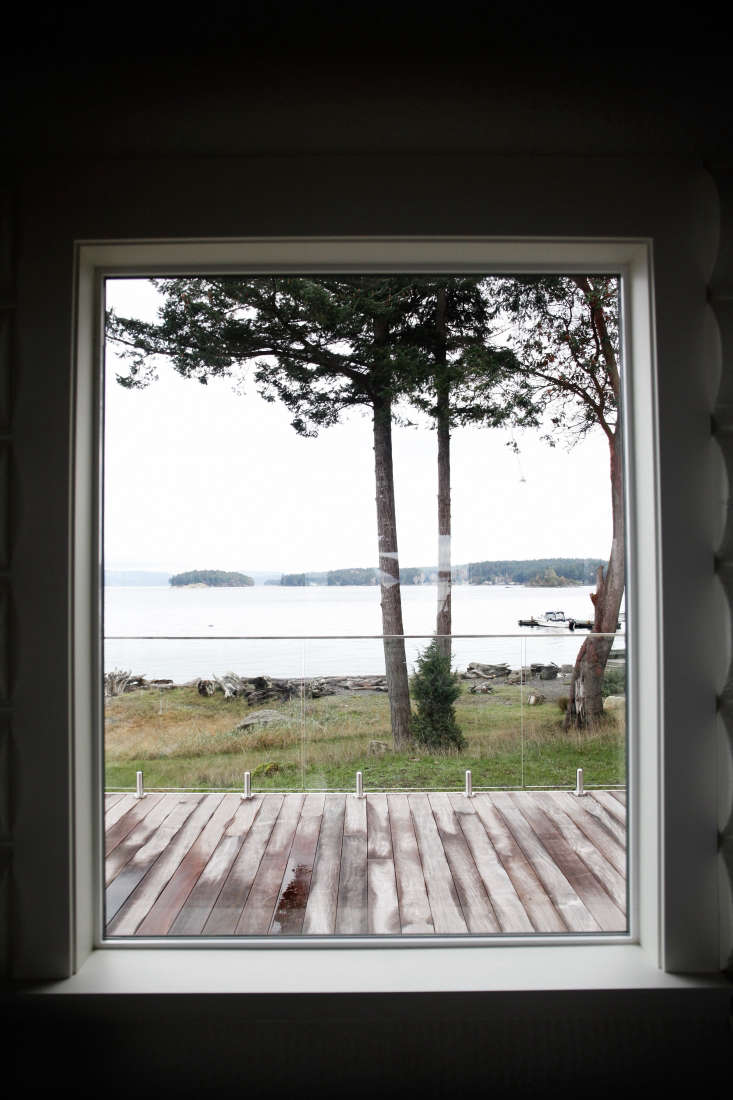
left=24, top=944, right=732, bottom=995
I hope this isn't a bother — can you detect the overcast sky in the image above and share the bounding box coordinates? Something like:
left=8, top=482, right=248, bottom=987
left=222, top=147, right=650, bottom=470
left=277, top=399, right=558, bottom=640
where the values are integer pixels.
left=104, top=279, right=614, bottom=575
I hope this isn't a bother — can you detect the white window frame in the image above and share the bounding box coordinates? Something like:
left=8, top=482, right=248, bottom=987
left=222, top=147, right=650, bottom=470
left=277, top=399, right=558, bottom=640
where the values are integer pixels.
left=65, top=235, right=676, bottom=992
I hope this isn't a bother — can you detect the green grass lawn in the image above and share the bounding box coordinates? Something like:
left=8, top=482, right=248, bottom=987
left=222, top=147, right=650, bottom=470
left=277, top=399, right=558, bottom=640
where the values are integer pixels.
left=104, top=682, right=626, bottom=792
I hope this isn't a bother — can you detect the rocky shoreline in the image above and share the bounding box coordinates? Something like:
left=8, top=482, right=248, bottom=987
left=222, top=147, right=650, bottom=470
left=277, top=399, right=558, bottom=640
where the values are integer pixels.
left=104, top=652, right=625, bottom=704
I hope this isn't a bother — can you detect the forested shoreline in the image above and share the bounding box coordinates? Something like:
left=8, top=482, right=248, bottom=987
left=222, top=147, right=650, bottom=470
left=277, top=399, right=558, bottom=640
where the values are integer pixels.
left=276, top=558, right=605, bottom=587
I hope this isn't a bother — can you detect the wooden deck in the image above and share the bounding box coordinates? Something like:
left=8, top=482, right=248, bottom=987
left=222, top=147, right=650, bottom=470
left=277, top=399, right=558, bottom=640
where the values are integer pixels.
left=104, top=789, right=627, bottom=936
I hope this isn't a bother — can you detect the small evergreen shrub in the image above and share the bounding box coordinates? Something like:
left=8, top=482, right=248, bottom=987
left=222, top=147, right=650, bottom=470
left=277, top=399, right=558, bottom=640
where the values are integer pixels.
left=410, top=639, right=466, bottom=751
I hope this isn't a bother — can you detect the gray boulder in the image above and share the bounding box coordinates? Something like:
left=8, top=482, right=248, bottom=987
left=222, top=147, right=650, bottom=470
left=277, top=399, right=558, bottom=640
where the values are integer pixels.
left=236, top=709, right=285, bottom=729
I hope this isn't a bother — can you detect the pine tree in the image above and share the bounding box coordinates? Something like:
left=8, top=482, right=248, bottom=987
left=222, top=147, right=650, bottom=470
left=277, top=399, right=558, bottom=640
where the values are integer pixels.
left=410, top=638, right=465, bottom=751
left=107, top=275, right=432, bottom=749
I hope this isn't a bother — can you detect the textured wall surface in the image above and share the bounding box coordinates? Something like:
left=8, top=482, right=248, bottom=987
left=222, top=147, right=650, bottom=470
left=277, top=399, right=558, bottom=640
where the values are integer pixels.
left=0, top=187, right=12, bottom=977
left=710, top=161, right=733, bottom=970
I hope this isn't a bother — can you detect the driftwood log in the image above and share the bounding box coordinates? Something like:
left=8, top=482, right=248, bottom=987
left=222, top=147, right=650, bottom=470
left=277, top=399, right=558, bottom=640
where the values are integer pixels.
left=199, top=672, right=389, bottom=705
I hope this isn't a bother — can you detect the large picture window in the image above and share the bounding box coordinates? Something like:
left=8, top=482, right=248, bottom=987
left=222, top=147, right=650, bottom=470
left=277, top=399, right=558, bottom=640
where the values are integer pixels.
left=78, top=239, right=656, bottom=949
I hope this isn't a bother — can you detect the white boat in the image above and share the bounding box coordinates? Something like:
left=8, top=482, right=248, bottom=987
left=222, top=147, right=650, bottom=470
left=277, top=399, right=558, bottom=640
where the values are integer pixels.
left=535, top=610, right=574, bottom=630
left=518, top=610, right=592, bottom=631
left=518, top=609, right=624, bottom=633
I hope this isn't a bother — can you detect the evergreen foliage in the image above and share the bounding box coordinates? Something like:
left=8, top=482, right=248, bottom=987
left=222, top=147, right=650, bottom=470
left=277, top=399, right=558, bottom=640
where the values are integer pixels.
left=169, top=570, right=253, bottom=587
left=410, top=639, right=465, bottom=751
left=464, top=557, right=604, bottom=586
left=276, top=558, right=603, bottom=586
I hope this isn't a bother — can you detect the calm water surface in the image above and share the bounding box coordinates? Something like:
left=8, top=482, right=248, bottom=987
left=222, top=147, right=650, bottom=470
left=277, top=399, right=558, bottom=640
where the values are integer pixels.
left=104, top=583, right=623, bottom=681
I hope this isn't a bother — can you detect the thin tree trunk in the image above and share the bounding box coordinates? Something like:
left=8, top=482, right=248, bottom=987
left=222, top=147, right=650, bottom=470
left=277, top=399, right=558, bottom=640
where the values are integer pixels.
left=373, top=396, right=412, bottom=749
left=435, top=287, right=452, bottom=659
left=436, top=385, right=451, bottom=658
left=565, top=429, right=625, bottom=728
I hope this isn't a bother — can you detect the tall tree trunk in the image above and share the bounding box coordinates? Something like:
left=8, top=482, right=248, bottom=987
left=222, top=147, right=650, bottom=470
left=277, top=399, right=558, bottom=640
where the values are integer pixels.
left=435, top=287, right=452, bottom=659
left=565, top=428, right=625, bottom=728
left=373, top=396, right=412, bottom=749
left=436, top=384, right=451, bottom=659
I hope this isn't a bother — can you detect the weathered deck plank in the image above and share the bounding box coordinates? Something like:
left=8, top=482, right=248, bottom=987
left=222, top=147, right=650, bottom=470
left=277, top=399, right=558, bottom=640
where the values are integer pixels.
left=106, top=792, right=188, bottom=885
left=547, top=792, right=626, bottom=877
left=105, top=793, right=138, bottom=828
left=336, top=794, right=368, bottom=934
left=170, top=795, right=265, bottom=935
left=367, top=792, right=399, bottom=934
left=270, top=793, right=325, bottom=934
left=105, top=792, right=166, bottom=857
left=235, top=794, right=304, bottom=934
left=387, top=793, right=434, bottom=934
left=582, top=792, right=627, bottom=848
left=409, top=793, right=467, bottom=933
left=202, top=795, right=282, bottom=935
left=449, top=793, right=534, bottom=933
left=136, top=794, right=242, bottom=935
left=511, top=794, right=626, bottom=930
left=104, top=790, right=628, bottom=937
left=302, top=794, right=346, bottom=935
left=105, top=794, right=201, bottom=922
left=534, top=793, right=625, bottom=901
left=490, top=792, right=601, bottom=933
left=428, top=793, right=499, bottom=934
left=470, top=794, right=566, bottom=932
left=592, top=790, right=627, bottom=825
left=108, top=794, right=220, bottom=934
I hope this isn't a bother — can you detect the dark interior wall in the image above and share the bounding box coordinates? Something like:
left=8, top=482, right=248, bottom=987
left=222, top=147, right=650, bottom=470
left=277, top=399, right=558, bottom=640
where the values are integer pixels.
left=3, top=22, right=733, bottom=1090
left=9, top=989, right=733, bottom=1097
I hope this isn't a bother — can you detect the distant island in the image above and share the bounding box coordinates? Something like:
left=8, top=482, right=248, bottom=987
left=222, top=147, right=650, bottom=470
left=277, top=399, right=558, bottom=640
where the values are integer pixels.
left=276, top=558, right=604, bottom=587
left=169, top=569, right=254, bottom=588
left=525, top=567, right=581, bottom=587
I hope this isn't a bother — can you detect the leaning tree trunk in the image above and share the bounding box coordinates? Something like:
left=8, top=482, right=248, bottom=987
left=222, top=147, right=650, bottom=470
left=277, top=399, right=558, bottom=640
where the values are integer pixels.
left=373, top=396, right=412, bottom=749
left=435, top=287, right=452, bottom=659
left=565, top=429, right=625, bottom=728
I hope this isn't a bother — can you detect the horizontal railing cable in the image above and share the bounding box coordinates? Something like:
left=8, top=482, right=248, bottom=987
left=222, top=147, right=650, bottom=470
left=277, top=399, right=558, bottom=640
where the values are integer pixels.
left=104, top=631, right=623, bottom=640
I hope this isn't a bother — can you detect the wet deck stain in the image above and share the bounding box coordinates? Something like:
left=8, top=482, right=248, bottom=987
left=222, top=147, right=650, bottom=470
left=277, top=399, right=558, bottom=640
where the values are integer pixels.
left=270, top=864, right=312, bottom=933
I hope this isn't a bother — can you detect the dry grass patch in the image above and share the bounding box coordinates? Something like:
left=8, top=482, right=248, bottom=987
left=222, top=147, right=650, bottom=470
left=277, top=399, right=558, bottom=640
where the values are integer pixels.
left=104, top=681, right=625, bottom=790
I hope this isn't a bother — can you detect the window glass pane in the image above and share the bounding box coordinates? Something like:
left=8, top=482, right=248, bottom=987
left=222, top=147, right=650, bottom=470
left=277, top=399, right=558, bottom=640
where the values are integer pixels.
left=102, top=273, right=628, bottom=939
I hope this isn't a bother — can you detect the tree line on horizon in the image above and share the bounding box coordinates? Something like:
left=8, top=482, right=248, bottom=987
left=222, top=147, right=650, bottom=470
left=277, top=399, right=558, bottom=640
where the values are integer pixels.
left=276, top=557, right=606, bottom=587
left=108, top=273, right=624, bottom=740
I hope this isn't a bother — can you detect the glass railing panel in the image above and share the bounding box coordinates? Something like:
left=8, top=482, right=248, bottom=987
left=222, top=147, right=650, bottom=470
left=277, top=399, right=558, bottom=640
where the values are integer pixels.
left=297, top=634, right=529, bottom=792
left=302, top=635, right=391, bottom=791
left=103, top=631, right=627, bottom=795
left=450, top=635, right=525, bottom=792
left=520, top=630, right=626, bottom=790
left=103, top=638, right=307, bottom=794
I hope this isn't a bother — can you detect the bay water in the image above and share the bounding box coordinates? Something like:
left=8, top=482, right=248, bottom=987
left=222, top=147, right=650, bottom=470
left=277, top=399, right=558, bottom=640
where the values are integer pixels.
left=104, top=583, right=623, bottom=682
